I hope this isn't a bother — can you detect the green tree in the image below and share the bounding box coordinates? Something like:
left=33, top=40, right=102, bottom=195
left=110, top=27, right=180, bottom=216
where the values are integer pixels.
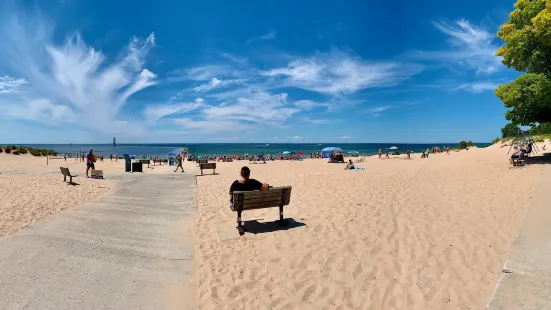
left=501, top=122, right=519, bottom=138
left=495, top=0, right=551, bottom=125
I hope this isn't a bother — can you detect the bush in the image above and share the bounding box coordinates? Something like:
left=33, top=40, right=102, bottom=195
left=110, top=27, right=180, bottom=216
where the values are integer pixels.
left=5, top=148, right=11, bottom=154
left=11, top=145, right=17, bottom=150
left=457, top=141, right=468, bottom=149
left=534, top=136, right=545, bottom=142
left=0, top=148, right=3, bottom=153
left=492, top=137, right=502, bottom=144
left=501, top=123, right=519, bottom=138
left=18, top=146, right=28, bottom=154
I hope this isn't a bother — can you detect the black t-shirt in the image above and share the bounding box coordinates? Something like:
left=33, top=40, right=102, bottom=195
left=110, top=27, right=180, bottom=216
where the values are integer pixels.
left=230, top=179, right=263, bottom=200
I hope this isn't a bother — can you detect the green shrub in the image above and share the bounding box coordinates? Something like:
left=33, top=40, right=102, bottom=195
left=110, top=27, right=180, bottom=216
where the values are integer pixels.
left=0, top=148, right=3, bottom=153
left=5, top=148, right=11, bottom=154
left=11, top=145, right=17, bottom=150
left=534, top=136, right=545, bottom=142
left=457, top=141, right=468, bottom=150
left=492, top=137, right=502, bottom=144
left=18, top=146, right=28, bottom=154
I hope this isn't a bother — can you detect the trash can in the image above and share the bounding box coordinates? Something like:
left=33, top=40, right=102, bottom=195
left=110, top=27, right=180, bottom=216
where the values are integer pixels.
left=132, top=162, right=143, bottom=173
left=123, top=154, right=131, bottom=172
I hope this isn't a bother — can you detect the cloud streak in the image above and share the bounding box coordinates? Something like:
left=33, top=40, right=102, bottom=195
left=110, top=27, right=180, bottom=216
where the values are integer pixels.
left=0, top=3, right=157, bottom=137
left=410, top=19, right=502, bottom=74
left=264, top=50, right=423, bottom=95
left=247, top=30, right=277, bottom=44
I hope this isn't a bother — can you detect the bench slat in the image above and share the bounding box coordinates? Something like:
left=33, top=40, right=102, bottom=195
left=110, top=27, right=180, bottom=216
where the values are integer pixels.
left=200, top=163, right=216, bottom=169
left=243, top=196, right=282, bottom=204
left=241, top=201, right=282, bottom=210
left=235, top=190, right=283, bottom=199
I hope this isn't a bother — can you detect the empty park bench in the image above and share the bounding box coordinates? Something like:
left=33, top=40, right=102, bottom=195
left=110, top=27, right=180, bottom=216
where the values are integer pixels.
left=199, top=163, right=216, bottom=175
left=140, top=159, right=151, bottom=168
left=231, top=186, right=292, bottom=235
left=59, top=167, right=77, bottom=184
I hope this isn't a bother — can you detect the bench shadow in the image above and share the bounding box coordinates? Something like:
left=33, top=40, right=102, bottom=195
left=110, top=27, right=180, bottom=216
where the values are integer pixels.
left=195, top=173, right=220, bottom=177
left=67, top=182, right=80, bottom=186
left=524, top=152, right=551, bottom=165
left=242, top=218, right=306, bottom=235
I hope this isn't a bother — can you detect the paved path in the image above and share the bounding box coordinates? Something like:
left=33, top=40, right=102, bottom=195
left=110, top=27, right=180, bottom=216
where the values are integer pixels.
left=0, top=173, right=197, bottom=310
left=486, top=166, right=551, bottom=309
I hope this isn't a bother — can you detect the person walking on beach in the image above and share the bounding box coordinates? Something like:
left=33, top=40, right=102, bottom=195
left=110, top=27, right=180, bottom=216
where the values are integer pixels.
left=229, top=166, right=269, bottom=204
left=86, top=149, right=95, bottom=178
left=378, top=148, right=382, bottom=159
left=174, top=154, right=184, bottom=172
left=385, top=148, right=389, bottom=158
left=426, top=148, right=430, bottom=158
left=406, top=149, right=411, bottom=159
left=446, top=146, right=450, bottom=155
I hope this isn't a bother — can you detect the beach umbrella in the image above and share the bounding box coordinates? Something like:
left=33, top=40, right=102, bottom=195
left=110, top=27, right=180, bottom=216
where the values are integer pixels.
left=233, top=153, right=239, bottom=157
left=389, top=146, right=399, bottom=150
left=282, top=151, right=291, bottom=155
left=321, top=147, right=343, bottom=152
left=296, top=152, right=303, bottom=155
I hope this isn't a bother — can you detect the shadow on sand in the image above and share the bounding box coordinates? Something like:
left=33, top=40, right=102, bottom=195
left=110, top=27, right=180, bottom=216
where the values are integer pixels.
left=241, top=218, right=306, bottom=235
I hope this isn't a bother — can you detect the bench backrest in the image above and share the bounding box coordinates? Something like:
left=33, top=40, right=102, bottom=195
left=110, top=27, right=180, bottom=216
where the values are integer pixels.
left=197, top=159, right=208, bottom=164
left=60, top=167, right=71, bottom=176
left=232, top=186, right=292, bottom=211
left=200, top=163, right=216, bottom=169
left=140, top=160, right=150, bottom=164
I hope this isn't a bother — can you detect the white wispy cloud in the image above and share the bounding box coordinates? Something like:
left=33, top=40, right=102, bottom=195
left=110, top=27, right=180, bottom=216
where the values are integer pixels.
left=264, top=49, right=422, bottom=95
left=287, top=135, right=301, bottom=140
left=365, top=105, right=393, bottom=115
left=203, top=91, right=299, bottom=124
left=247, top=30, right=277, bottom=44
left=456, top=81, right=499, bottom=93
left=304, top=117, right=330, bottom=125
left=219, top=52, right=248, bottom=66
left=193, top=77, right=244, bottom=92
left=295, top=100, right=330, bottom=110
left=0, top=3, right=157, bottom=136
left=410, top=19, right=502, bottom=75
left=340, top=135, right=351, bottom=140
left=0, top=75, right=28, bottom=94
left=144, top=98, right=205, bottom=121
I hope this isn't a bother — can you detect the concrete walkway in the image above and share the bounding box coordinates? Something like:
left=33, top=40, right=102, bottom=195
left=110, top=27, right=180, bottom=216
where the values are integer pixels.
left=0, top=173, right=197, bottom=310
left=487, top=166, right=551, bottom=309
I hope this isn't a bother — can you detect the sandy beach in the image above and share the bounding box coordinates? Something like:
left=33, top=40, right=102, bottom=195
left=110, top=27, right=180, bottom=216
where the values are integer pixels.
left=0, top=142, right=548, bottom=309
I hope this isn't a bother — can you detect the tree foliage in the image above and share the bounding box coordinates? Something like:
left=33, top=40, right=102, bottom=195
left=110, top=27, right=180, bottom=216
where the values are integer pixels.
left=496, top=0, right=551, bottom=125
left=501, top=122, right=520, bottom=138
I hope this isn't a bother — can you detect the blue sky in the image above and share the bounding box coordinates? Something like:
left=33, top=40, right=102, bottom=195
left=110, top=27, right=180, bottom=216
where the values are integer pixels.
left=0, top=0, right=518, bottom=143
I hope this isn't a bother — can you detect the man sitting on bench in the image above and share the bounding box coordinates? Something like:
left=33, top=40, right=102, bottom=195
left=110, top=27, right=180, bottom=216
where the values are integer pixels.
left=229, top=166, right=269, bottom=206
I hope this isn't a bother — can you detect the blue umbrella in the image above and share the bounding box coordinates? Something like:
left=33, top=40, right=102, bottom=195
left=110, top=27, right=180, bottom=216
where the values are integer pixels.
left=321, top=147, right=343, bottom=152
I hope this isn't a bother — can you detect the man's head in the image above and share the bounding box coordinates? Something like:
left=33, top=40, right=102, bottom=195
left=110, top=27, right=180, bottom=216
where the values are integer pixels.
left=240, top=166, right=251, bottom=179
left=89, top=148, right=93, bottom=154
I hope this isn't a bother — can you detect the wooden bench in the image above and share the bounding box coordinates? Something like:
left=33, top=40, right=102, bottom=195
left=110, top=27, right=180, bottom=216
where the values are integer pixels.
left=140, top=159, right=150, bottom=168
left=231, top=186, right=292, bottom=235
left=199, top=163, right=216, bottom=175
left=91, top=169, right=104, bottom=179
left=60, top=167, right=77, bottom=184
left=197, top=158, right=208, bottom=164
